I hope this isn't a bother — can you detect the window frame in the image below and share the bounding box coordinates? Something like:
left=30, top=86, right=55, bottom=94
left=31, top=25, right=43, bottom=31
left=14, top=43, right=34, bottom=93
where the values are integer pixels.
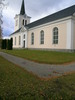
left=53, top=27, right=58, bottom=44
left=25, top=20, right=27, bottom=25
left=15, top=37, right=16, bottom=45
left=31, top=33, right=34, bottom=45
left=16, top=20, right=18, bottom=26
left=40, top=30, right=44, bottom=44
left=24, top=34, right=25, bottom=39
left=22, top=19, right=24, bottom=25
left=19, top=36, right=21, bottom=45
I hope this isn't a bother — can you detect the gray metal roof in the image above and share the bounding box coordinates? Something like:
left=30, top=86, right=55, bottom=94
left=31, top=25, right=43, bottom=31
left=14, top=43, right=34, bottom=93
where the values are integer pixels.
left=10, top=5, right=75, bottom=35
left=10, top=28, right=21, bottom=36
left=26, top=5, right=75, bottom=29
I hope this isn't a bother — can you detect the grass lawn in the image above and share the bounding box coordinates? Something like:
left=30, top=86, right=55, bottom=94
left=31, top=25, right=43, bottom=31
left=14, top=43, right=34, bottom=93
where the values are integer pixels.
left=1, top=49, right=75, bottom=64
left=0, top=56, right=75, bottom=100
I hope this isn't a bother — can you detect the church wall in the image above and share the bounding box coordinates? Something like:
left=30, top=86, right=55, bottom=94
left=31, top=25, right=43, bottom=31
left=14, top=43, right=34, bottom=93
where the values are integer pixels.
left=28, top=20, right=67, bottom=49
left=73, top=20, right=75, bottom=49
left=19, top=16, right=26, bottom=28
left=14, top=16, right=20, bottom=31
left=14, top=15, right=30, bottom=32
left=10, top=30, right=28, bottom=49
left=10, top=33, right=22, bottom=48
left=10, top=0, right=75, bottom=51
left=15, top=15, right=25, bottom=31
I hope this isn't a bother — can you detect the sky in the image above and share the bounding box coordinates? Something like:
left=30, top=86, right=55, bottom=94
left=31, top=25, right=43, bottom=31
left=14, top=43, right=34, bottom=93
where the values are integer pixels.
left=2, top=0, right=75, bottom=37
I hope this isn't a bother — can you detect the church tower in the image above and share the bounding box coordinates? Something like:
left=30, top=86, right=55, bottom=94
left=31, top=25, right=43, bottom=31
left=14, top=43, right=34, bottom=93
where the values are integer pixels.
left=14, top=0, right=31, bottom=31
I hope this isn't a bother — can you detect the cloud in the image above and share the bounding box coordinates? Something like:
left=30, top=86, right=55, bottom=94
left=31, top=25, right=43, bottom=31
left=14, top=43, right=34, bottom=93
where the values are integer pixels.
left=2, top=7, right=14, bottom=36
left=2, top=0, right=75, bottom=37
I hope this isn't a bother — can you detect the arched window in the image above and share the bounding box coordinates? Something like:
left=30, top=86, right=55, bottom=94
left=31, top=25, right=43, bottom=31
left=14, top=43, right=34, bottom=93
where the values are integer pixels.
left=16, top=20, right=18, bottom=26
left=25, top=20, right=27, bottom=25
left=19, top=36, right=21, bottom=45
left=15, top=37, right=16, bottom=45
left=40, top=30, right=44, bottom=44
left=31, top=33, right=34, bottom=45
left=24, top=34, right=25, bottom=39
left=53, top=27, right=58, bottom=44
left=22, top=19, right=24, bottom=25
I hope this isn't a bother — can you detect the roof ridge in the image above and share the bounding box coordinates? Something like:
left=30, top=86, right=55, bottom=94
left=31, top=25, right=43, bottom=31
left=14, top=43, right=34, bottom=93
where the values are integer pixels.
left=27, top=5, right=75, bottom=26
left=10, top=5, right=75, bottom=35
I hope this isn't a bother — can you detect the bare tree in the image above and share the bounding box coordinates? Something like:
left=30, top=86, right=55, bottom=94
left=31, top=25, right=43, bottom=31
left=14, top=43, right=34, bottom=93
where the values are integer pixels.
left=0, top=26, right=2, bottom=38
left=0, top=0, right=5, bottom=39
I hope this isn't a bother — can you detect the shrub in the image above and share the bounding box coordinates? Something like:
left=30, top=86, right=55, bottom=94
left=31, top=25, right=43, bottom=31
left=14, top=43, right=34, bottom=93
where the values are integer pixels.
left=1, top=38, right=13, bottom=50
left=7, top=38, right=13, bottom=50
left=1, top=39, right=7, bottom=49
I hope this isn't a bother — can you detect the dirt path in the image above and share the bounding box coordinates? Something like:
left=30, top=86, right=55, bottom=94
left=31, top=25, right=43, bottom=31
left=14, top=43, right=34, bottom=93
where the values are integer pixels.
left=0, top=52, right=75, bottom=78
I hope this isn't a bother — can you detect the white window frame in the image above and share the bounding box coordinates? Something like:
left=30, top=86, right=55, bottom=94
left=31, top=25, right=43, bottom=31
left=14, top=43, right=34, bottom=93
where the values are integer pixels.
left=15, top=37, right=16, bottom=45
left=16, top=20, right=18, bottom=26
left=19, top=36, right=21, bottom=45
left=25, top=20, right=27, bottom=25
left=31, top=33, right=34, bottom=45
left=22, top=19, right=25, bottom=25
left=40, top=30, right=44, bottom=44
left=53, top=27, right=58, bottom=44
left=24, top=34, right=25, bottom=39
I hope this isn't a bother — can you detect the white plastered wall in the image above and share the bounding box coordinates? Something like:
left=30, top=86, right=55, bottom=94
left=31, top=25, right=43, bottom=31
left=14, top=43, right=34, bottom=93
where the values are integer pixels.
left=28, top=20, right=68, bottom=49
left=10, top=29, right=28, bottom=48
left=14, top=15, right=30, bottom=32
left=66, top=19, right=74, bottom=49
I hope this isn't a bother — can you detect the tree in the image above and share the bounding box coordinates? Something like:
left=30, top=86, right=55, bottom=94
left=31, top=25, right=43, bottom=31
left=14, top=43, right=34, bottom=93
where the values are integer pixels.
left=0, top=0, right=5, bottom=39
left=0, top=26, right=2, bottom=39
left=7, top=38, right=13, bottom=50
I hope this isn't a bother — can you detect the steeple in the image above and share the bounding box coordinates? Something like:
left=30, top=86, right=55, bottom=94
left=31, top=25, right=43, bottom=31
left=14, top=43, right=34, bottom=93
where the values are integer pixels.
left=14, top=0, right=31, bottom=31
left=20, top=0, right=25, bottom=15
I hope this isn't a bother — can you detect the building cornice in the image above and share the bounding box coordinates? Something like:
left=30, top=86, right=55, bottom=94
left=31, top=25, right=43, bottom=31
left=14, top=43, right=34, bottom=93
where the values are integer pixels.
left=28, top=16, right=72, bottom=31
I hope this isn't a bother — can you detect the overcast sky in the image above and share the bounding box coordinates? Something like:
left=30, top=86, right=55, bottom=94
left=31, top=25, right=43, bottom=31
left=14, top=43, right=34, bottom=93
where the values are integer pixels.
left=2, top=0, right=75, bottom=37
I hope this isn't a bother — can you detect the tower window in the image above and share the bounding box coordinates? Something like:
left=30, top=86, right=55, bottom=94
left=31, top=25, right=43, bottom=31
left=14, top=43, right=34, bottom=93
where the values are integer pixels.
left=25, top=20, right=27, bottom=25
left=19, top=36, right=21, bottom=45
left=22, top=19, right=24, bottom=25
left=24, top=34, right=25, bottom=39
left=16, top=20, right=18, bottom=26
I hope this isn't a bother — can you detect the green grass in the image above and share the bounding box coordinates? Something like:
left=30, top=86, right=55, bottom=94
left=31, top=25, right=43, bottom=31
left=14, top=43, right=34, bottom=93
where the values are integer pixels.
left=1, top=49, right=75, bottom=64
left=0, top=56, right=75, bottom=100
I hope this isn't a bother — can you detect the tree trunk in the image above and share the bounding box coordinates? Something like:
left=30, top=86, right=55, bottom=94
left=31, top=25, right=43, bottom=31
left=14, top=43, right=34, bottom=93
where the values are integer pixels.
left=0, top=26, right=2, bottom=39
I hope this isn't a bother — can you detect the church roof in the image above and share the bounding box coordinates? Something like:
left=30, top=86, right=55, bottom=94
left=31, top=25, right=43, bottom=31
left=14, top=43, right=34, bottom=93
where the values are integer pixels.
left=10, top=5, right=75, bottom=35
left=10, top=28, right=21, bottom=35
left=26, top=5, right=75, bottom=29
left=20, top=0, right=25, bottom=15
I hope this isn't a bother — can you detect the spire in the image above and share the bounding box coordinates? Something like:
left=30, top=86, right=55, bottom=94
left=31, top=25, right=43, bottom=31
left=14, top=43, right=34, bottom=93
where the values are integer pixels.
left=20, top=0, right=25, bottom=15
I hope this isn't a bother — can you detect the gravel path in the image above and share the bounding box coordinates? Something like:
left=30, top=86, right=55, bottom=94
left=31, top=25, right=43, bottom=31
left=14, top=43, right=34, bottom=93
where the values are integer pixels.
left=0, top=52, right=75, bottom=78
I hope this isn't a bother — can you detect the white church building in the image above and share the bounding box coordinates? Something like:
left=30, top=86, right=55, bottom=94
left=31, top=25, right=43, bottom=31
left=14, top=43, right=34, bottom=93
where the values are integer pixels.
left=10, top=0, right=75, bottom=51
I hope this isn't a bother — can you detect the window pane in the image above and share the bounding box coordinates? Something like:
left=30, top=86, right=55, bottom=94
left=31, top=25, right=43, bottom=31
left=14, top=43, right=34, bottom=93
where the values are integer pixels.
left=53, top=27, right=58, bottom=44
left=24, top=35, right=25, bottom=39
left=31, top=33, right=34, bottom=45
left=25, top=20, right=27, bottom=25
left=19, top=36, right=20, bottom=45
left=40, top=31, right=44, bottom=44
left=16, top=20, right=18, bottom=26
left=23, top=20, right=24, bottom=25
left=15, top=37, right=16, bottom=45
